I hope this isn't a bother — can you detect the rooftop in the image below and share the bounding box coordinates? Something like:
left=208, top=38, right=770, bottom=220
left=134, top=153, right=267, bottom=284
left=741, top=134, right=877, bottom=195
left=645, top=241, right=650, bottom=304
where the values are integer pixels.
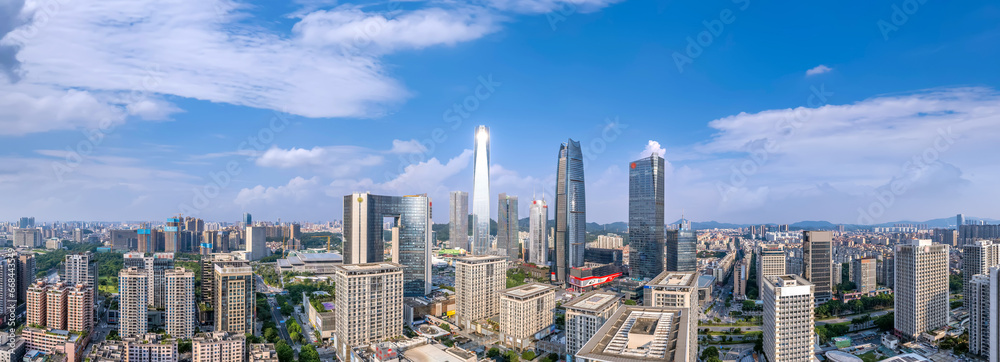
left=575, top=306, right=691, bottom=362
left=455, top=255, right=506, bottom=263
left=564, top=291, right=622, bottom=312
left=402, top=344, right=476, bottom=362
left=646, top=271, right=698, bottom=288
left=502, top=283, right=557, bottom=299
left=697, top=275, right=715, bottom=288
left=335, top=262, right=403, bottom=273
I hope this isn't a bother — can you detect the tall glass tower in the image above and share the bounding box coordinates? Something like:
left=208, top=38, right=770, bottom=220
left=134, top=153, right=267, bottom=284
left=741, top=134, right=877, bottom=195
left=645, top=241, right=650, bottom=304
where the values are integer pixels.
left=529, top=198, right=548, bottom=266
left=666, top=218, right=697, bottom=272
left=628, top=154, right=665, bottom=280
left=555, top=139, right=586, bottom=284
left=472, top=126, right=491, bottom=255
left=449, top=191, right=469, bottom=251
left=498, top=193, right=519, bottom=260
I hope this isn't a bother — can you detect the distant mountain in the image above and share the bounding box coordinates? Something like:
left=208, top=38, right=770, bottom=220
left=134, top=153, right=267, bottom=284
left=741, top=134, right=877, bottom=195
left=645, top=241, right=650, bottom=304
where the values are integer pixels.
left=507, top=215, right=999, bottom=233
left=587, top=222, right=627, bottom=233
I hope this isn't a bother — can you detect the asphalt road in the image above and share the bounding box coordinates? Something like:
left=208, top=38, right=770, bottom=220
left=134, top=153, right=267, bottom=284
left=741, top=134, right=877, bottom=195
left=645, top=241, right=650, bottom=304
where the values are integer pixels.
left=267, top=295, right=294, bottom=347
left=815, top=309, right=893, bottom=325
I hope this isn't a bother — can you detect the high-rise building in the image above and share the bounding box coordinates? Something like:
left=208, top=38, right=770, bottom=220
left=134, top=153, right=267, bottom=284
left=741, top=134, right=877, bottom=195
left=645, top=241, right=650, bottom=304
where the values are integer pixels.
left=165, top=268, right=195, bottom=339
left=628, top=154, right=665, bottom=280
left=245, top=226, right=267, bottom=261
left=802, top=231, right=833, bottom=303
left=497, top=193, right=519, bottom=259
left=472, top=125, right=491, bottom=256
left=643, top=271, right=698, bottom=362
left=958, top=214, right=966, bottom=228
left=17, top=253, right=35, bottom=306
left=243, top=213, right=252, bottom=226
left=63, top=252, right=97, bottom=301
left=734, top=260, right=748, bottom=300
left=201, top=254, right=248, bottom=317
left=66, top=284, right=92, bottom=333
left=137, top=225, right=161, bottom=254
left=763, top=275, right=815, bottom=362
left=110, top=229, right=139, bottom=251
left=988, top=267, right=1000, bottom=362
left=666, top=219, right=697, bottom=272
left=499, top=283, right=556, bottom=351
left=564, top=291, right=622, bottom=357
left=13, top=229, right=40, bottom=248
left=165, top=217, right=182, bottom=253
left=124, top=252, right=175, bottom=309
left=44, top=284, right=68, bottom=330
left=528, top=198, right=548, bottom=266
left=18, top=217, right=34, bottom=229
left=969, top=274, right=990, bottom=357
left=26, top=282, right=46, bottom=327
left=192, top=331, right=245, bottom=362
left=757, top=244, right=786, bottom=291
left=214, top=263, right=255, bottom=335
left=343, top=192, right=433, bottom=296
left=454, top=256, right=506, bottom=330
left=332, top=263, right=403, bottom=361
left=119, top=267, right=149, bottom=338
left=555, top=139, right=586, bottom=285
left=574, top=305, right=694, bottom=362
left=895, top=239, right=949, bottom=341
left=962, top=240, right=1000, bottom=300
left=449, top=191, right=469, bottom=251
left=853, top=258, right=876, bottom=293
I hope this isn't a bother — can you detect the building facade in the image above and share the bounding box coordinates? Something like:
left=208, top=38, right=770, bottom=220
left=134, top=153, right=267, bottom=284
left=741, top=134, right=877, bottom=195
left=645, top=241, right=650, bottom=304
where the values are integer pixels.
left=643, top=271, right=698, bottom=362
left=497, top=193, right=519, bottom=259
left=802, top=231, right=833, bottom=303
left=119, top=267, right=149, bottom=338
left=962, top=240, right=1000, bottom=300
left=894, top=239, right=949, bottom=341
left=192, top=332, right=245, bottom=362
left=499, top=283, right=556, bottom=351
left=628, top=154, right=665, bottom=280
left=333, top=263, right=404, bottom=361
left=970, top=274, right=990, bottom=357
left=124, top=252, right=175, bottom=309
left=63, top=252, right=97, bottom=301
left=449, top=191, right=469, bottom=251
left=165, top=268, right=195, bottom=339
left=214, top=263, right=255, bottom=335
left=763, top=275, right=815, bottom=362
left=574, top=306, right=692, bottom=362
left=666, top=221, right=697, bottom=272
left=564, top=291, right=622, bottom=357
left=852, top=258, right=876, bottom=293
left=757, top=244, right=786, bottom=292
left=454, top=256, right=506, bottom=330
left=555, top=139, right=586, bottom=285
left=528, top=198, right=548, bottom=266
left=472, top=125, right=491, bottom=255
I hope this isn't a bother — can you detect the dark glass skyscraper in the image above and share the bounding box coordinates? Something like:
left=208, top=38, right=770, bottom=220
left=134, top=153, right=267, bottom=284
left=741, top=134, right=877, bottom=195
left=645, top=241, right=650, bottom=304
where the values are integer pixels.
left=344, top=192, right=433, bottom=296
left=803, top=230, right=833, bottom=303
left=628, top=154, right=665, bottom=280
left=497, top=193, right=519, bottom=260
left=555, top=139, right=586, bottom=284
left=666, top=219, right=697, bottom=272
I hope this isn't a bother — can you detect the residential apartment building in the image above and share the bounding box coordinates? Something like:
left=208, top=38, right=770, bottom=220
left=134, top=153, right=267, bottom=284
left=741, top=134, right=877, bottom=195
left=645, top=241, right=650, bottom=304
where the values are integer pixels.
left=454, top=255, right=506, bottom=330
left=165, top=268, right=195, bottom=339
left=498, top=283, right=556, bottom=351
left=564, top=291, right=622, bottom=357
left=962, top=240, right=1000, bottom=299
left=763, top=275, right=815, bottom=362
left=66, top=284, right=93, bottom=333
left=214, top=263, right=255, bottom=335
left=192, top=332, right=245, bottom=362
left=852, top=258, right=876, bottom=293
left=970, top=274, right=990, bottom=357
left=124, top=252, right=176, bottom=309
left=757, top=244, right=786, bottom=291
left=333, top=263, right=404, bottom=361
left=894, top=239, right=949, bottom=341
left=119, top=267, right=149, bottom=338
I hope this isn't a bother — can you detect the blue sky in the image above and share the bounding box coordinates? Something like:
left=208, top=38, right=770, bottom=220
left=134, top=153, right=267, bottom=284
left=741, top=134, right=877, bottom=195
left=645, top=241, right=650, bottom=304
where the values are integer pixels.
left=1, top=0, right=998, bottom=225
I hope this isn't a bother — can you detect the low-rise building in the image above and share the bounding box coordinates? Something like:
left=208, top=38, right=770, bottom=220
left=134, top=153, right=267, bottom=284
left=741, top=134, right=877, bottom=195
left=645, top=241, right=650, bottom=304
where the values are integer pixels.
left=276, top=252, right=343, bottom=276
left=0, top=333, right=25, bottom=362
left=574, top=305, right=693, bottom=362
left=20, top=327, right=87, bottom=362
left=249, top=344, right=279, bottom=362
left=402, top=344, right=477, bottom=362
left=123, top=334, right=178, bottom=362
left=193, top=331, right=245, bottom=362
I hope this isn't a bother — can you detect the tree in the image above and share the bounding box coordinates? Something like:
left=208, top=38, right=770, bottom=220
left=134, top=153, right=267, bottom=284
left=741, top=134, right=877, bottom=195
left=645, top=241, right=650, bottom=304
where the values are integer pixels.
left=874, top=312, right=894, bottom=332
left=289, top=331, right=302, bottom=344
left=950, top=273, right=963, bottom=294
left=701, top=346, right=720, bottom=361
left=488, top=348, right=500, bottom=358
left=624, top=299, right=637, bottom=306
left=440, top=323, right=451, bottom=332
left=178, top=340, right=192, bottom=353
left=276, top=341, right=295, bottom=362
left=522, top=350, right=536, bottom=360
left=547, top=353, right=558, bottom=362
left=264, top=328, right=279, bottom=343
left=299, top=344, right=321, bottom=362
left=504, top=350, right=520, bottom=362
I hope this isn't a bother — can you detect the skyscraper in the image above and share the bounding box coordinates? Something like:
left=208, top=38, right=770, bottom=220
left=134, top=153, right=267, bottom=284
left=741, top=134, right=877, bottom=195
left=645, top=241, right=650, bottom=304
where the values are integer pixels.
left=988, top=267, right=1000, bottom=361
left=962, top=240, right=1000, bottom=300
left=958, top=213, right=965, bottom=228
left=343, top=192, right=433, bottom=296
left=757, top=244, right=786, bottom=291
left=124, top=252, right=175, bottom=309
left=628, top=154, right=665, bottom=280
left=472, top=125, right=491, bottom=255
left=245, top=226, right=267, bottom=261
left=214, top=263, right=255, bottom=335
left=67, top=284, right=92, bottom=333
left=853, top=258, right=876, bottom=293
left=763, top=275, right=815, bottom=362
left=165, top=217, right=182, bottom=253
left=17, top=253, right=35, bottom=305
left=895, top=239, right=949, bottom=341
left=969, top=273, right=990, bottom=357
left=449, top=191, right=469, bottom=251
left=63, top=252, right=97, bottom=301
left=165, top=267, right=195, bottom=339
left=555, top=139, right=586, bottom=284
left=802, top=231, right=833, bottom=303
left=18, top=217, right=34, bottom=229
left=119, top=267, right=149, bottom=338
left=333, top=263, right=403, bottom=361
left=666, top=219, right=697, bottom=273
left=528, top=198, right=548, bottom=266
left=243, top=212, right=252, bottom=226
left=497, top=193, right=519, bottom=259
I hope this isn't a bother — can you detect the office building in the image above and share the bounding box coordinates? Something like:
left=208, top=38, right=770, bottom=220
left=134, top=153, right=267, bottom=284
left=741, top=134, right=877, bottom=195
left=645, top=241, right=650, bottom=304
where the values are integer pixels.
left=969, top=274, right=990, bottom=357
left=110, top=229, right=138, bottom=251
left=124, top=252, right=175, bottom=309
left=214, top=263, right=255, bottom=335
left=528, top=198, right=548, bottom=266
left=498, top=193, right=519, bottom=259
left=499, top=283, right=556, bottom=351
left=763, top=275, right=815, bottom=362
left=454, top=256, right=506, bottom=330
left=276, top=252, right=343, bottom=276
left=165, top=268, right=195, bottom=339
left=63, top=252, right=97, bottom=301
left=803, top=231, right=833, bottom=303
left=343, top=192, right=433, bottom=296
left=574, top=305, right=693, bottom=362
left=894, top=239, right=949, bottom=341
left=449, top=191, right=469, bottom=251
left=16, top=253, right=34, bottom=305
left=243, top=213, right=252, bottom=226
left=472, top=125, right=491, bottom=255
left=18, top=217, right=34, bottom=229
left=643, top=271, right=698, bottom=362
left=628, top=154, right=665, bottom=280
left=666, top=219, right=697, bottom=272
left=962, top=240, right=1000, bottom=299
left=852, top=258, right=876, bottom=293
left=333, top=263, right=403, bottom=361
left=13, top=229, right=40, bottom=248
left=757, top=244, right=786, bottom=291
left=555, top=139, right=586, bottom=284
left=245, top=226, right=267, bottom=261
left=958, top=214, right=966, bottom=228
left=119, top=267, right=149, bottom=338
left=192, top=332, right=245, bottom=362
left=66, top=284, right=92, bottom=333
left=201, top=254, right=248, bottom=314
left=564, top=291, right=622, bottom=357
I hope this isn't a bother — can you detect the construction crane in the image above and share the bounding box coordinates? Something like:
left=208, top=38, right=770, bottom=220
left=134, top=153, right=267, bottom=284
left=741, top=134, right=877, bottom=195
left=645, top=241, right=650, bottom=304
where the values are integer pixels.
left=324, top=235, right=332, bottom=252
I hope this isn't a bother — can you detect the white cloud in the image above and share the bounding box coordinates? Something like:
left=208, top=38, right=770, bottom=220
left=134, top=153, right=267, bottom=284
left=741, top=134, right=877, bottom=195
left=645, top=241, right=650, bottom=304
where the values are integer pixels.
left=255, top=146, right=383, bottom=175
left=805, top=64, right=833, bottom=76
left=637, top=140, right=666, bottom=159
left=294, top=6, right=501, bottom=54
left=235, top=176, right=320, bottom=206
left=484, top=0, right=624, bottom=14
left=389, top=139, right=429, bottom=154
